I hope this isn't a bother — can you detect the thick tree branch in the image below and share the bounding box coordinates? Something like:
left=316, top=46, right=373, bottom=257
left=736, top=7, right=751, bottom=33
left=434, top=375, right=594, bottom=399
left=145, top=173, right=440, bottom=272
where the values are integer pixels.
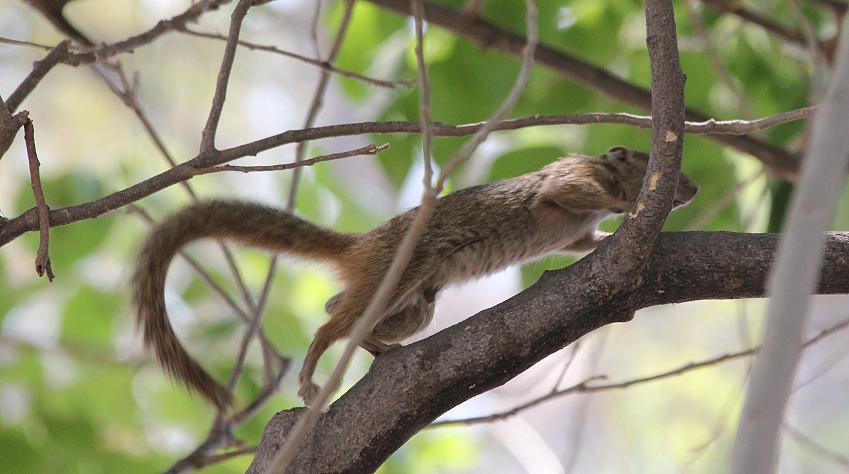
left=602, top=0, right=685, bottom=276
left=247, top=231, right=849, bottom=473
left=365, top=0, right=801, bottom=180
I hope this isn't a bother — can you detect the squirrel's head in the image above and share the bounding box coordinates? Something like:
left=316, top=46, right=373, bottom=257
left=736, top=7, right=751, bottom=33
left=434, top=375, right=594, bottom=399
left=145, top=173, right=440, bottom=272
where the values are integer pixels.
left=600, top=146, right=699, bottom=211
left=537, top=147, right=699, bottom=215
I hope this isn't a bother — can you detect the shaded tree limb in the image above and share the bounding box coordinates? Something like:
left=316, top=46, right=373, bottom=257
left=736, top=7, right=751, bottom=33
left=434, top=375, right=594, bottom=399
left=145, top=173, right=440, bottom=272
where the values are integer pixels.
left=246, top=231, right=849, bottom=473
left=365, top=0, right=801, bottom=180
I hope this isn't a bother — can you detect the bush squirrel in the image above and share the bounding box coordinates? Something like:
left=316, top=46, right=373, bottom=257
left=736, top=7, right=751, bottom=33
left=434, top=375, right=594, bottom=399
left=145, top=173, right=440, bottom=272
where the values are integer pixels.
left=133, top=147, right=698, bottom=407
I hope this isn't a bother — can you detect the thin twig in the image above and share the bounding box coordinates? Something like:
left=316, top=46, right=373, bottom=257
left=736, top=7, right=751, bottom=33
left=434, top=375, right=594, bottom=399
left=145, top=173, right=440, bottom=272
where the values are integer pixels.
left=179, top=28, right=412, bottom=89
left=412, top=0, right=435, bottom=185
left=64, top=0, right=232, bottom=65
left=0, top=106, right=816, bottom=248
left=102, top=63, right=286, bottom=367
left=430, top=316, right=849, bottom=427
left=193, top=144, right=389, bottom=175
left=0, top=100, right=28, bottom=161
left=551, top=341, right=582, bottom=392
left=265, top=1, right=538, bottom=471
left=23, top=118, right=54, bottom=281
left=310, top=0, right=323, bottom=58
left=683, top=0, right=755, bottom=119
left=436, top=0, right=538, bottom=184
left=192, top=446, right=257, bottom=469
left=785, top=423, right=849, bottom=466
left=285, top=0, right=356, bottom=207
left=7, top=41, right=72, bottom=113
left=200, top=0, right=257, bottom=153
left=791, top=0, right=830, bottom=67
left=0, top=36, right=54, bottom=50
left=703, top=0, right=810, bottom=49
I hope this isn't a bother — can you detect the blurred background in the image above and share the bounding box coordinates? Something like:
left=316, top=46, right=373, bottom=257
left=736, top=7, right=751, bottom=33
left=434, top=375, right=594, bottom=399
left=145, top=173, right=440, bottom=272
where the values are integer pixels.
left=1, top=0, right=848, bottom=472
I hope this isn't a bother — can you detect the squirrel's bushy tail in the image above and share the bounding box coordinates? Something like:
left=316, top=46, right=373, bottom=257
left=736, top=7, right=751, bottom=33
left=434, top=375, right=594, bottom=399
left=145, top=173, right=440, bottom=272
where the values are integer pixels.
left=134, top=200, right=354, bottom=409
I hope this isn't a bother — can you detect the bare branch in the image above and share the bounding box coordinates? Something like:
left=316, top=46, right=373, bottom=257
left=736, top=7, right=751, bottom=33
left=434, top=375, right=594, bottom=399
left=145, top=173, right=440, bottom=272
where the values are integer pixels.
left=731, top=14, right=849, bottom=473
left=22, top=118, right=54, bottom=281
left=285, top=0, right=356, bottom=207
left=247, top=232, right=849, bottom=473
left=179, top=27, right=413, bottom=89
left=436, top=0, right=538, bottom=184
left=785, top=423, right=849, bottom=466
left=598, top=0, right=685, bottom=284
left=412, top=0, right=435, bottom=185
left=66, top=0, right=232, bottom=65
left=430, top=316, right=849, bottom=427
left=365, top=0, right=800, bottom=180
left=6, top=41, right=72, bottom=113
left=266, top=0, right=539, bottom=470
left=193, top=144, right=388, bottom=175
left=0, top=36, right=54, bottom=50
left=0, top=106, right=815, bottom=248
left=200, top=0, right=258, bottom=153
left=0, top=98, right=28, bottom=161
left=703, top=0, right=812, bottom=50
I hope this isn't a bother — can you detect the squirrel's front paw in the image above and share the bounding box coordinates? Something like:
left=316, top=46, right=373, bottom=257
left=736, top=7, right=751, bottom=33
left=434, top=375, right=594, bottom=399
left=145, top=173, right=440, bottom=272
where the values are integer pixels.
left=298, top=380, right=320, bottom=406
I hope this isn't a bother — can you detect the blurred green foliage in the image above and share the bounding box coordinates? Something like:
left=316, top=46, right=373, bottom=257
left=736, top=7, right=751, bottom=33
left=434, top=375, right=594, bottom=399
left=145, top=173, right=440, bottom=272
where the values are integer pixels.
left=0, top=0, right=844, bottom=472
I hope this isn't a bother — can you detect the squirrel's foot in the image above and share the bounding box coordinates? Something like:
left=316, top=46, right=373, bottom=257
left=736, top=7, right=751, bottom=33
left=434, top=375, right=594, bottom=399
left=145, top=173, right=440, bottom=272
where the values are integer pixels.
left=298, top=380, right=320, bottom=406
left=361, top=339, right=401, bottom=357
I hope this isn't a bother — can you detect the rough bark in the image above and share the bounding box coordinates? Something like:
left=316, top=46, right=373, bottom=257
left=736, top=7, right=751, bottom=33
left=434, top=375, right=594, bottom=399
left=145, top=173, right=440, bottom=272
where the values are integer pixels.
left=247, top=231, right=849, bottom=473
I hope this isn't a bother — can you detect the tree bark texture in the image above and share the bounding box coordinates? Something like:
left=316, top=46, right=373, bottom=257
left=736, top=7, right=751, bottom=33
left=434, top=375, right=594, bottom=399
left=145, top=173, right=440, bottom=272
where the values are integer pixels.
left=248, top=232, right=849, bottom=473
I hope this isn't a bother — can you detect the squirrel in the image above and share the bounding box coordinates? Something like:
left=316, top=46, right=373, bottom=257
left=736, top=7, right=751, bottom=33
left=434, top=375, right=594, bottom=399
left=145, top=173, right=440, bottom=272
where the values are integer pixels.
left=133, top=146, right=699, bottom=408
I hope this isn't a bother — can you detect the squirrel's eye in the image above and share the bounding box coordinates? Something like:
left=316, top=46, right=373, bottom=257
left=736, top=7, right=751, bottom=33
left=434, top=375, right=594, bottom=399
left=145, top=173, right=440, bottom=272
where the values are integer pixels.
left=606, top=147, right=629, bottom=162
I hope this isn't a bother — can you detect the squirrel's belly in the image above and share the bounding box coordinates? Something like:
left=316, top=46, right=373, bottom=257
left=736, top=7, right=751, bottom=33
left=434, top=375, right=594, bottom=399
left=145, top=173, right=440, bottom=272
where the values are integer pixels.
left=436, top=235, right=568, bottom=285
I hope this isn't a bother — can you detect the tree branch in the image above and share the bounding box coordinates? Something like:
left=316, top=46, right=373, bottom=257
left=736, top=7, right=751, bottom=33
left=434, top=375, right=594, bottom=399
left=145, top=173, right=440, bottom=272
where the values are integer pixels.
left=364, top=0, right=801, bottom=180
left=731, top=12, right=849, bottom=473
left=429, top=314, right=849, bottom=428
left=601, top=0, right=685, bottom=279
left=22, top=117, right=54, bottom=281
left=179, top=27, right=413, bottom=89
left=246, top=231, right=849, bottom=473
left=6, top=40, right=72, bottom=113
left=0, top=107, right=812, bottom=248
left=199, top=0, right=256, bottom=153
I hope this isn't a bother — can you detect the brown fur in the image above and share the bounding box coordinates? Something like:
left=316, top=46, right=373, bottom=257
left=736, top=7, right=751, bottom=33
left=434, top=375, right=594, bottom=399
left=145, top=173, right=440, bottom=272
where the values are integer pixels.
left=133, top=147, right=699, bottom=407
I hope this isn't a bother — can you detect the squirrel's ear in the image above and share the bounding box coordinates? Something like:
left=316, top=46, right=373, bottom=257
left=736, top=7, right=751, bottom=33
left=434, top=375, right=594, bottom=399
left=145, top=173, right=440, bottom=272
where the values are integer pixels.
left=606, top=146, right=629, bottom=162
